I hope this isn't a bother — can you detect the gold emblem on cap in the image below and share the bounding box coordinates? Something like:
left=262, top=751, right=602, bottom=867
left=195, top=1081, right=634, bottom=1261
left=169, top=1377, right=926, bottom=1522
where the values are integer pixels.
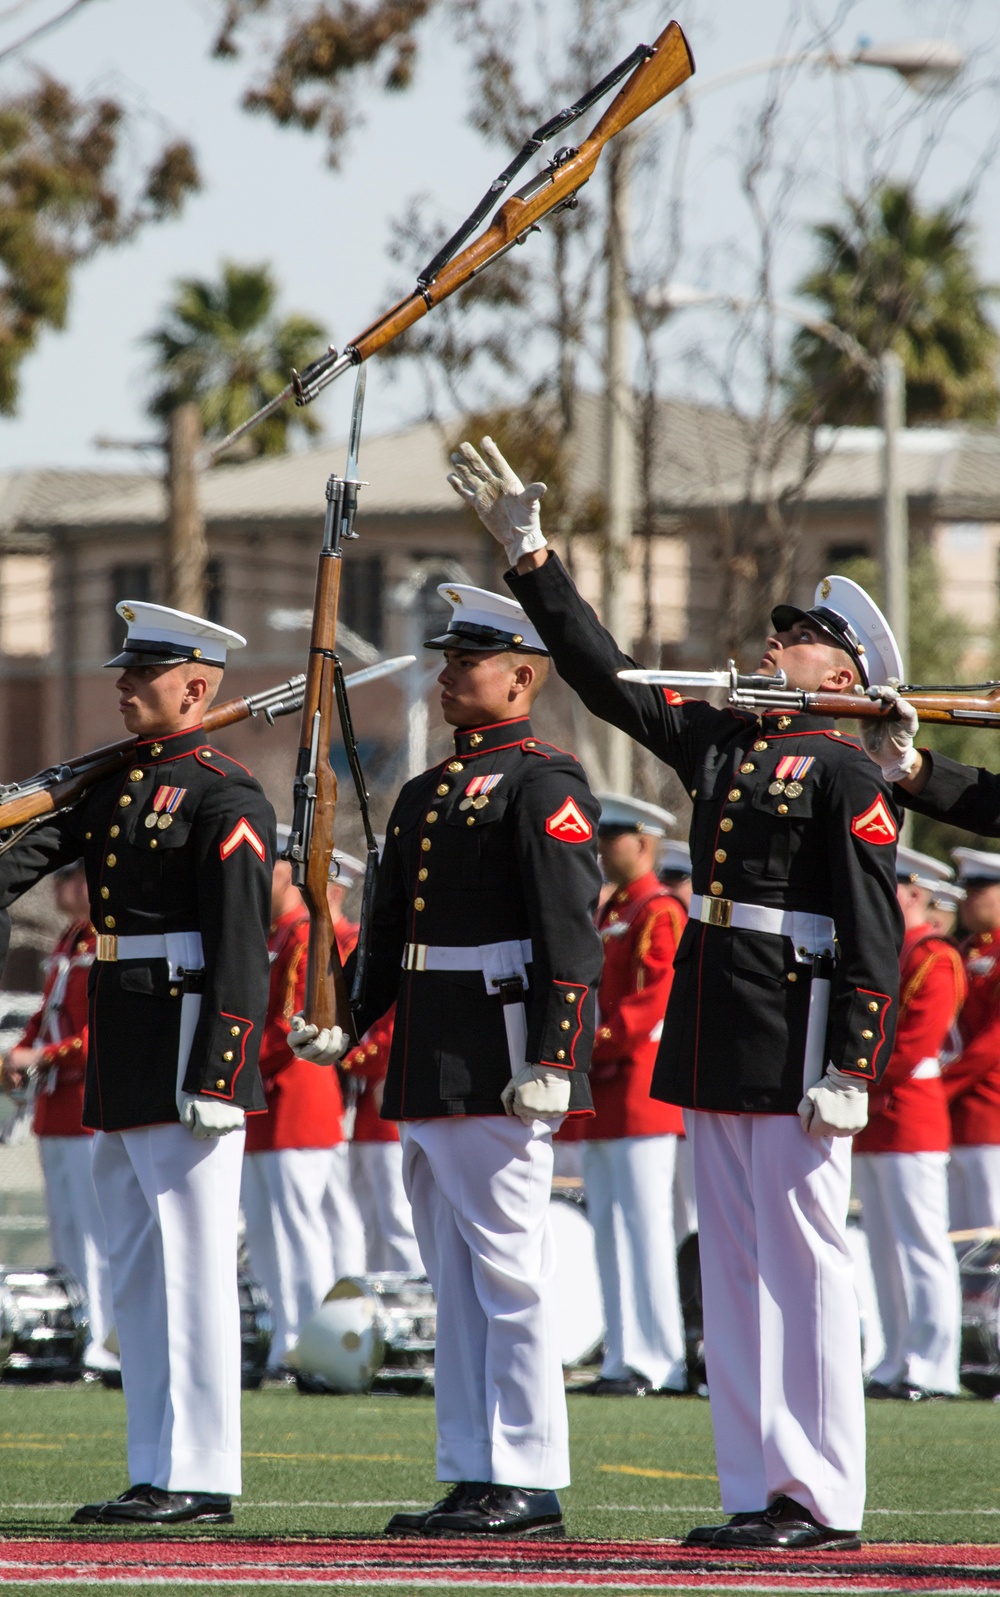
left=445, top=588, right=462, bottom=604
left=820, top=578, right=831, bottom=599
left=121, top=605, right=135, bottom=622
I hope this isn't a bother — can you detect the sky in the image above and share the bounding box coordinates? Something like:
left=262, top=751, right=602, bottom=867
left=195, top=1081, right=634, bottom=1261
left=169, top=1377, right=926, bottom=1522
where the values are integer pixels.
left=3, top=0, right=1000, bottom=471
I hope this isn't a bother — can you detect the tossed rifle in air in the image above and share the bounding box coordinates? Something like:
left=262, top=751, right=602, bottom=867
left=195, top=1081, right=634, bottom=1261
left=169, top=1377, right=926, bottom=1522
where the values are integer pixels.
left=618, top=663, right=1000, bottom=728
left=0, top=657, right=411, bottom=855
left=208, top=18, right=695, bottom=463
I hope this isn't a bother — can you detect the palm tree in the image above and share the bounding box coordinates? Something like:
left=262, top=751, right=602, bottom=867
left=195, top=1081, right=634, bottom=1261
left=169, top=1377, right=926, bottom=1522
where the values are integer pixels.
left=786, top=182, right=1000, bottom=426
left=147, top=262, right=327, bottom=457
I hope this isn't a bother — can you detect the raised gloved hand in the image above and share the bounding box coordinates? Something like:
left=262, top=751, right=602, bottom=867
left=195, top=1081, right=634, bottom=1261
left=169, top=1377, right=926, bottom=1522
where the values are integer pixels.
left=288, top=1017, right=349, bottom=1066
left=798, top=1068, right=869, bottom=1138
left=501, top=1065, right=571, bottom=1125
left=178, top=1095, right=246, bottom=1140
left=447, top=438, right=548, bottom=566
left=861, top=686, right=920, bottom=782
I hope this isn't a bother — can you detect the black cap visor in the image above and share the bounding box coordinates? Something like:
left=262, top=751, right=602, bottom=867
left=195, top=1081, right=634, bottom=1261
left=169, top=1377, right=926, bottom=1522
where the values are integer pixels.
left=770, top=603, right=868, bottom=685
left=105, top=640, right=225, bottom=670
left=424, top=621, right=548, bottom=656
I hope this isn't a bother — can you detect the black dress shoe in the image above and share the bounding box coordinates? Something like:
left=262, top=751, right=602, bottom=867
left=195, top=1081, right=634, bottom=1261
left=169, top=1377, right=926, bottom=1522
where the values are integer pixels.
left=71, top=1484, right=153, bottom=1525
left=885, top=1381, right=955, bottom=1402
left=578, top=1373, right=649, bottom=1396
left=424, top=1484, right=565, bottom=1539
left=96, top=1487, right=233, bottom=1525
left=864, top=1379, right=894, bottom=1399
left=385, top=1483, right=488, bottom=1536
left=713, top=1495, right=861, bottom=1550
left=683, top=1510, right=766, bottom=1546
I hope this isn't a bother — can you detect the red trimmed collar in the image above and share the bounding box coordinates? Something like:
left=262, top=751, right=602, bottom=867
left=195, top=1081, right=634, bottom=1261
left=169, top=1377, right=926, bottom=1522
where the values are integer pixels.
left=133, top=724, right=207, bottom=763
left=452, top=715, right=533, bottom=757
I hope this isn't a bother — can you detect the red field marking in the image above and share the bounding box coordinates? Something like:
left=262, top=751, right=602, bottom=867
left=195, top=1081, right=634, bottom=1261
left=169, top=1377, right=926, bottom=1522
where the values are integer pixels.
left=0, top=1539, right=998, bottom=1590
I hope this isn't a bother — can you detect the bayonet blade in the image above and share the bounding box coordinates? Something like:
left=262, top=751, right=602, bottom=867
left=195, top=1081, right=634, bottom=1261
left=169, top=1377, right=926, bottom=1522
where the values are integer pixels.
left=345, top=364, right=367, bottom=481
left=618, top=668, right=731, bottom=688
left=343, top=655, right=416, bottom=690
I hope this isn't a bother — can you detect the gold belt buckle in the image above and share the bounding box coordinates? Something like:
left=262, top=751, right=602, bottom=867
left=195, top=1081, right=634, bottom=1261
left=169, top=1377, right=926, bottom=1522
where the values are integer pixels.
left=95, top=934, right=118, bottom=962
left=404, top=944, right=428, bottom=972
left=702, top=897, right=733, bottom=929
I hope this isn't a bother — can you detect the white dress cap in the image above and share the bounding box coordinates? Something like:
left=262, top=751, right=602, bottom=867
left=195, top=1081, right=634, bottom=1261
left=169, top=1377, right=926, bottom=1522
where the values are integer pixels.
left=930, top=882, right=966, bottom=910
left=659, top=838, right=692, bottom=877
left=424, top=584, right=548, bottom=654
left=951, top=846, right=1000, bottom=885
left=771, top=575, right=903, bottom=687
left=895, top=844, right=954, bottom=892
left=595, top=792, right=677, bottom=837
left=106, top=600, right=247, bottom=669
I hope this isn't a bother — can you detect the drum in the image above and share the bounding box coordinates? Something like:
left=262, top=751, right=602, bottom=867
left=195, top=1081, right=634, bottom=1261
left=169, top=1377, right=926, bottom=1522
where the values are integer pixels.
left=958, top=1235, right=1000, bottom=1399
left=549, top=1189, right=605, bottom=1368
left=295, top=1272, right=436, bottom=1394
left=0, top=1265, right=87, bottom=1381
left=239, top=1271, right=274, bottom=1390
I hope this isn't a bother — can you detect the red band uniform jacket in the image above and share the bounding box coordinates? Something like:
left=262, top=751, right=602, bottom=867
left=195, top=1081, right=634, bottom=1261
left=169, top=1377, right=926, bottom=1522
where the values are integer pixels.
left=0, top=727, right=274, bottom=1131
left=582, top=874, right=686, bottom=1139
left=344, top=1005, right=400, bottom=1143
left=854, top=925, right=966, bottom=1155
left=941, top=930, right=1000, bottom=1148
left=508, top=556, right=903, bottom=1114
left=17, top=918, right=95, bottom=1138
left=245, top=907, right=346, bottom=1152
left=351, top=715, right=604, bottom=1119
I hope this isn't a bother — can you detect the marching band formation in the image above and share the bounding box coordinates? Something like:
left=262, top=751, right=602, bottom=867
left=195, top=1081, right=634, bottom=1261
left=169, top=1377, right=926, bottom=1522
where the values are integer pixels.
left=0, top=436, right=998, bottom=1547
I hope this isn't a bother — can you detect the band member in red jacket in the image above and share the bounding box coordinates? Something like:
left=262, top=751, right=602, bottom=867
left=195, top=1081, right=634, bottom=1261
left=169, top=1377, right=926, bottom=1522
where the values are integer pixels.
left=578, top=795, right=689, bottom=1396
left=241, top=829, right=358, bottom=1369
left=1, top=861, right=115, bottom=1373
left=853, top=846, right=965, bottom=1399
left=343, top=1004, right=422, bottom=1273
left=659, top=839, right=697, bottom=1244
left=942, top=848, right=1000, bottom=1228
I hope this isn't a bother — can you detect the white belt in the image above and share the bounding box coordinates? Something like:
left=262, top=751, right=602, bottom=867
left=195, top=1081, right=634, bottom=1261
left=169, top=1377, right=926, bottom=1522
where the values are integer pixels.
left=690, top=895, right=834, bottom=958
left=403, top=939, right=532, bottom=977
left=912, top=1057, right=941, bottom=1081
left=96, top=931, right=205, bottom=983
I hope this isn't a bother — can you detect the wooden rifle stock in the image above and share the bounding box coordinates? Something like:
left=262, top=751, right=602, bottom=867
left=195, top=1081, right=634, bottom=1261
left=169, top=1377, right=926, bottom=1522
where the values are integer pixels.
left=798, top=686, right=1000, bottom=728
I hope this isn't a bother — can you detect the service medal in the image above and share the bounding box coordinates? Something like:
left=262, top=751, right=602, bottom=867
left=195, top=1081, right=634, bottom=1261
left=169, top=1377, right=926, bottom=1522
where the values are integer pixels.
left=769, top=780, right=785, bottom=795
left=785, top=781, right=803, bottom=799
left=459, top=798, right=474, bottom=811
left=144, top=813, right=159, bottom=829
left=472, top=796, right=490, bottom=810
left=157, top=813, right=174, bottom=830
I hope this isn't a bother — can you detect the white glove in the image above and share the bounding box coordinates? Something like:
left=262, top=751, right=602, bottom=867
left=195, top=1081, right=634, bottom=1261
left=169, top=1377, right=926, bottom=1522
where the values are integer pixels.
left=288, top=1017, right=349, bottom=1066
left=860, top=686, right=920, bottom=781
left=178, top=1094, right=246, bottom=1140
left=447, top=438, right=548, bottom=566
left=501, top=1065, right=571, bottom=1125
left=798, top=1067, right=869, bottom=1138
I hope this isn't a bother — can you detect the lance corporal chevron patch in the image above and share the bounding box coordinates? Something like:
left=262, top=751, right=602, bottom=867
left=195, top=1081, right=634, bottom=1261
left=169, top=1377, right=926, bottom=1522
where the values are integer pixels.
left=850, top=793, right=897, bottom=845
left=545, top=796, right=593, bottom=843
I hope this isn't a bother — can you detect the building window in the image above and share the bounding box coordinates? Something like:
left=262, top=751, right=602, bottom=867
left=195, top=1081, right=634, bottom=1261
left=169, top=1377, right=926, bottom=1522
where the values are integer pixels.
left=341, top=555, right=383, bottom=651
left=109, top=564, right=154, bottom=653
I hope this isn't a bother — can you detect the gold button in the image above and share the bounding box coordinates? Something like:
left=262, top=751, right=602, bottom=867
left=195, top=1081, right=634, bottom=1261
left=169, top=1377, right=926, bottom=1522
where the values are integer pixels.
left=787, top=971, right=798, bottom=983
left=414, top=897, right=425, bottom=911
left=230, top=1026, right=240, bottom=1037
left=857, top=1057, right=868, bottom=1068
left=119, top=795, right=132, bottom=808
left=436, top=784, right=449, bottom=797
left=215, top=1078, right=226, bottom=1090
left=560, top=1019, right=571, bottom=1031
left=110, top=825, right=120, bottom=838
left=778, top=716, right=791, bottom=729
left=100, top=887, right=110, bottom=900
left=106, top=854, right=116, bottom=867
left=868, top=1001, right=878, bottom=1013
left=754, top=740, right=767, bottom=752
left=556, top=1050, right=566, bottom=1061
left=861, top=1029, right=873, bottom=1040
left=710, top=881, right=723, bottom=896
left=720, top=818, right=733, bottom=832
left=740, top=762, right=754, bottom=774
left=129, top=768, right=144, bottom=782
left=426, top=811, right=438, bottom=824
left=448, top=761, right=463, bottom=773
left=170, top=987, right=180, bottom=998
left=201, top=747, right=211, bottom=756
left=467, top=816, right=475, bottom=826
left=394, top=826, right=400, bottom=836
left=421, top=838, right=431, bottom=852
left=728, top=789, right=741, bottom=802
left=418, top=868, right=428, bottom=881
left=600, top=1026, right=612, bottom=1040
left=84, top=831, right=92, bottom=840
left=151, top=743, right=163, bottom=756
left=104, top=915, right=115, bottom=929
left=715, top=849, right=727, bottom=863
left=778, top=803, right=789, bottom=814
left=150, top=839, right=158, bottom=848
left=192, top=648, right=202, bottom=659
left=470, top=733, right=483, bottom=748
left=223, top=1050, right=234, bottom=1062
left=565, top=993, right=577, bottom=1004
left=512, top=634, right=523, bottom=645
left=831, top=730, right=842, bottom=738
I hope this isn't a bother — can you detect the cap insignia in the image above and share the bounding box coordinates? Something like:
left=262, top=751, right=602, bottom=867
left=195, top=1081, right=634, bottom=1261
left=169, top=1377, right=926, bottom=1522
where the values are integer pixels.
left=121, top=606, right=135, bottom=622
left=444, top=589, right=462, bottom=604
left=820, top=578, right=831, bottom=599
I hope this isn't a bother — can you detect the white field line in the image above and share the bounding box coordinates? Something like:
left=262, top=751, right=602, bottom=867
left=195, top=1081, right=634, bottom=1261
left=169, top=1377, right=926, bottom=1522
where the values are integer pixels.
left=4, top=1501, right=1000, bottom=1516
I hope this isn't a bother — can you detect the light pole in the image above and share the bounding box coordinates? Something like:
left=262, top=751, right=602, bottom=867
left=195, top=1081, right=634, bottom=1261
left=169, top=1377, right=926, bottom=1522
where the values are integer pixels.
left=601, top=36, right=962, bottom=773
left=648, top=283, right=909, bottom=671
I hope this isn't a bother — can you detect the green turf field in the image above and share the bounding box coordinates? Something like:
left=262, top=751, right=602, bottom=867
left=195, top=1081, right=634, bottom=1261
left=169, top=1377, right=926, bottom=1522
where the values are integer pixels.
left=0, top=1382, right=997, bottom=1544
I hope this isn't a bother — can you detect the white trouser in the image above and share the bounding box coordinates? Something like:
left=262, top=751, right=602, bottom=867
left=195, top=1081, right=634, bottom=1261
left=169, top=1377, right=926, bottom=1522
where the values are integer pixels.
left=92, top=1124, right=244, bottom=1495
left=321, top=1143, right=368, bottom=1279
left=581, top=1136, right=687, bottom=1390
left=38, top=1137, right=117, bottom=1370
left=241, top=1149, right=338, bottom=1366
left=401, top=1115, right=569, bottom=1489
left=948, top=1145, right=1000, bottom=1230
left=686, top=1111, right=865, bottom=1531
left=853, top=1152, right=960, bottom=1394
left=349, top=1141, right=423, bottom=1273
left=673, top=1132, right=698, bottom=1242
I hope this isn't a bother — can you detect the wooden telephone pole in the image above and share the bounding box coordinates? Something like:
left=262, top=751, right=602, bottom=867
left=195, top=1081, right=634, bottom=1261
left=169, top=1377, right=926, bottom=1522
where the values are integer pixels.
left=167, top=403, right=208, bottom=614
